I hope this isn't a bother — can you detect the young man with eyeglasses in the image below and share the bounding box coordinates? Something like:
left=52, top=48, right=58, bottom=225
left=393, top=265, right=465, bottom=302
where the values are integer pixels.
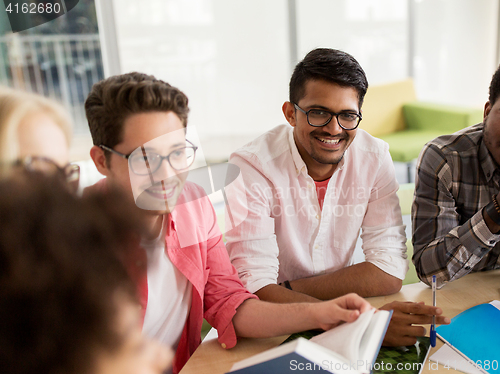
left=225, top=48, right=450, bottom=346
left=84, top=72, right=374, bottom=373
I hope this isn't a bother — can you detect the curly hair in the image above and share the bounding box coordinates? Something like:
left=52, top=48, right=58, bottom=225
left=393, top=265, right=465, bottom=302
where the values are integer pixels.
left=489, top=64, right=500, bottom=106
left=85, top=72, right=189, bottom=153
left=0, top=172, right=142, bottom=374
left=289, top=48, right=368, bottom=109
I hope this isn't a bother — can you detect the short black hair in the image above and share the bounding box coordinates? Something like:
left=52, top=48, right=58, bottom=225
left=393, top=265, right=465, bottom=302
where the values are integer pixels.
left=0, top=172, right=142, bottom=374
left=289, top=48, right=368, bottom=109
left=489, top=64, right=500, bottom=106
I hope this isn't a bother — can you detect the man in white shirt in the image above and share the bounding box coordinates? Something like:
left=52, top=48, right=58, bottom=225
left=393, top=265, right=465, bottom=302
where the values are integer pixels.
left=226, top=48, right=449, bottom=346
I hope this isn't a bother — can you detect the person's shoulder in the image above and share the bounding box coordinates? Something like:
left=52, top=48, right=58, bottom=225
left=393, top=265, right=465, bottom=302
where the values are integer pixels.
left=351, top=129, right=389, bottom=155
left=230, top=124, right=291, bottom=165
left=178, top=181, right=209, bottom=206
left=82, top=178, right=107, bottom=197
left=425, top=123, right=483, bottom=156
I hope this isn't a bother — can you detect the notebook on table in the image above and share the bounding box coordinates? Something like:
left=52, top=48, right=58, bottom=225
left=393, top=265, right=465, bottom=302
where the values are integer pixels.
left=227, top=309, right=392, bottom=374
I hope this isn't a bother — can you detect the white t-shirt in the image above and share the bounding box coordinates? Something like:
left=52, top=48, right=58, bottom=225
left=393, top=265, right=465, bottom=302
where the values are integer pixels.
left=141, top=217, right=192, bottom=352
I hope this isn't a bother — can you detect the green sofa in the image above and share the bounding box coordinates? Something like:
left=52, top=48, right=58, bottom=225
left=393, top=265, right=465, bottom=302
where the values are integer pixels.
left=396, top=183, right=419, bottom=285
left=381, top=102, right=483, bottom=163
left=361, top=79, right=484, bottom=165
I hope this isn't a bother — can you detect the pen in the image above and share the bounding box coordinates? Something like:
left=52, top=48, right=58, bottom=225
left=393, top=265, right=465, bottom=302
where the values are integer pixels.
left=430, top=275, right=437, bottom=347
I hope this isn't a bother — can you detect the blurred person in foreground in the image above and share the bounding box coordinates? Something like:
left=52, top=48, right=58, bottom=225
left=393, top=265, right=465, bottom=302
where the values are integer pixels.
left=0, top=172, right=172, bottom=374
left=0, top=86, right=79, bottom=190
left=85, top=72, right=373, bottom=373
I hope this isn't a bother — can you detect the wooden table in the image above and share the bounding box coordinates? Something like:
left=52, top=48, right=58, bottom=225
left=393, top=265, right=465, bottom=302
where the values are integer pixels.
left=180, top=270, right=500, bottom=374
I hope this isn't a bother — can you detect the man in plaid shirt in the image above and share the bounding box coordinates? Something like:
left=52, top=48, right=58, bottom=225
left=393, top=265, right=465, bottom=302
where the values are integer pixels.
left=412, top=66, right=500, bottom=288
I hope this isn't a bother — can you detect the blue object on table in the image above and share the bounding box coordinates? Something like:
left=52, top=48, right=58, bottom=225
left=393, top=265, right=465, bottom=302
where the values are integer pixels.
left=436, top=303, right=500, bottom=373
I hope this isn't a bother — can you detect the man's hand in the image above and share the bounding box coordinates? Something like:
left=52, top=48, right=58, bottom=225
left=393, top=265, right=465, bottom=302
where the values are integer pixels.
left=483, top=191, right=500, bottom=234
left=380, top=301, right=451, bottom=346
left=313, top=293, right=373, bottom=331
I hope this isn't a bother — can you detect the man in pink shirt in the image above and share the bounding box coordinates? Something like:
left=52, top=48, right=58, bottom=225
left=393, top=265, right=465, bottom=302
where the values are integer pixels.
left=225, top=48, right=450, bottom=346
left=84, top=72, right=373, bottom=373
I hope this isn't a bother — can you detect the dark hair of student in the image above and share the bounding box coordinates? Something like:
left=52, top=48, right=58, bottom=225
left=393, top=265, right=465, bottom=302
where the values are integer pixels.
left=489, top=64, right=500, bottom=106
left=289, top=48, right=369, bottom=109
left=85, top=72, right=189, bottom=162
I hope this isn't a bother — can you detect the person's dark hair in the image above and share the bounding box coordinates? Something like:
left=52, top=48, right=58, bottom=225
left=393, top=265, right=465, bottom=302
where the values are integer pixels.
left=0, top=172, right=142, bottom=374
left=85, top=72, right=189, bottom=153
left=489, top=64, right=500, bottom=106
left=289, top=48, right=368, bottom=109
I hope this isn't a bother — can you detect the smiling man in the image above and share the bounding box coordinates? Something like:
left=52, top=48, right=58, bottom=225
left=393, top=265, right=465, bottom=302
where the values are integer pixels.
left=84, top=72, right=375, bottom=373
left=226, top=48, right=449, bottom=346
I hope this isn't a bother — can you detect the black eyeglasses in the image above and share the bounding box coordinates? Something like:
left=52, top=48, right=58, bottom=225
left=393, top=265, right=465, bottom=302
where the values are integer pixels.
left=293, top=103, right=362, bottom=130
left=100, top=140, right=198, bottom=176
left=13, top=156, right=80, bottom=192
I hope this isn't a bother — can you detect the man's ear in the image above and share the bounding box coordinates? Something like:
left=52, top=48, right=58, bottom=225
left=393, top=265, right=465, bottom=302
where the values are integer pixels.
left=90, top=145, right=110, bottom=176
left=484, top=101, right=492, bottom=120
left=282, top=101, right=297, bottom=127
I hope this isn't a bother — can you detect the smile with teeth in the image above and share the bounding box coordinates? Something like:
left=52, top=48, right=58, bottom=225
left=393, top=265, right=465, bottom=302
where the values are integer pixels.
left=145, top=183, right=177, bottom=199
left=317, top=137, right=341, bottom=144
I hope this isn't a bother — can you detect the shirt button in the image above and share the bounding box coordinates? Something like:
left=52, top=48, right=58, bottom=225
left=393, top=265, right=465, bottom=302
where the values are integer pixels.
left=221, top=343, right=227, bottom=349
left=316, top=214, right=320, bottom=220
left=314, top=245, right=319, bottom=249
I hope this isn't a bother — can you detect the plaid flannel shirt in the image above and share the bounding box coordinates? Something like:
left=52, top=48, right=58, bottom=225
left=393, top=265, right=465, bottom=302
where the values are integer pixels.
left=412, top=123, right=500, bottom=287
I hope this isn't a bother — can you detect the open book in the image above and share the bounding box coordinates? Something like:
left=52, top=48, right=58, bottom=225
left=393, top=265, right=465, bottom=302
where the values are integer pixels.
left=435, top=300, right=500, bottom=374
left=227, top=309, right=392, bottom=374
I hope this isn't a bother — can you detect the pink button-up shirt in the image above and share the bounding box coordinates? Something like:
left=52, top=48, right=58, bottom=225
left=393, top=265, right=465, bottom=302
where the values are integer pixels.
left=86, top=180, right=258, bottom=373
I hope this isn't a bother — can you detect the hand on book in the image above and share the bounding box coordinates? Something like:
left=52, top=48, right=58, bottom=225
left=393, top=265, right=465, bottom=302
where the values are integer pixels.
left=314, top=293, right=374, bottom=331
left=380, top=301, right=450, bottom=346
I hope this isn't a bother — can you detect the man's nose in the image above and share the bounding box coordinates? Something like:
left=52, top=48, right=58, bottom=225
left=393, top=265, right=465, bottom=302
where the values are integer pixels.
left=322, top=116, right=343, bottom=135
left=153, top=158, right=177, bottom=184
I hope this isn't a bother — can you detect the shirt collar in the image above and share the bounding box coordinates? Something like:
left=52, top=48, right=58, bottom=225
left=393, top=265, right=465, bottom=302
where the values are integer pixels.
left=287, top=126, right=347, bottom=178
left=288, top=127, right=308, bottom=177
left=479, top=131, right=499, bottom=183
left=166, top=210, right=176, bottom=236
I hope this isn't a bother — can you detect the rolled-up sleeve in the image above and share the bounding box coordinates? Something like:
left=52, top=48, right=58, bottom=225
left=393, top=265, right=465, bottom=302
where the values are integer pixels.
left=361, top=149, right=409, bottom=280
left=225, top=154, right=281, bottom=294
left=201, top=196, right=258, bottom=348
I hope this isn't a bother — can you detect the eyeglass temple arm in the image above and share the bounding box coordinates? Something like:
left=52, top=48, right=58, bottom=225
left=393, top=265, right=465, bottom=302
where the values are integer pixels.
left=99, top=145, right=129, bottom=159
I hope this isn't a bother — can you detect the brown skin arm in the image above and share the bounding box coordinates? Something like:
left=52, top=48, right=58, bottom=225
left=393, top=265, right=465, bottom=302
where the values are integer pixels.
left=258, top=262, right=402, bottom=301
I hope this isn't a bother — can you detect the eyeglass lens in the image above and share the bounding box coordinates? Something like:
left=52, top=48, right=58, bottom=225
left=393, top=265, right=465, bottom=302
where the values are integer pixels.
left=129, top=147, right=196, bottom=175
left=307, top=110, right=359, bottom=129
left=15, top=157, right=80, bottom=193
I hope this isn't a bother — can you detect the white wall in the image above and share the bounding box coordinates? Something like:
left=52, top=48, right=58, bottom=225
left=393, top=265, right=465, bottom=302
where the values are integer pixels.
left=109, top=0, right=499, bottom=160
left=413, top=0, right=499, bottom=107
left=296, top=0, right=409, bottom=85
left=113, top=0, right=290, bottom=146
